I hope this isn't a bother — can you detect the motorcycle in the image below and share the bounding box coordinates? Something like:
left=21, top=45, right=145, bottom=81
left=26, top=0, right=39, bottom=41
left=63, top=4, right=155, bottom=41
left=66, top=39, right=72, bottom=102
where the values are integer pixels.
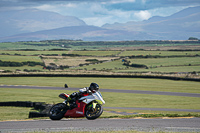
left=49, top=84, right=105, bottom=120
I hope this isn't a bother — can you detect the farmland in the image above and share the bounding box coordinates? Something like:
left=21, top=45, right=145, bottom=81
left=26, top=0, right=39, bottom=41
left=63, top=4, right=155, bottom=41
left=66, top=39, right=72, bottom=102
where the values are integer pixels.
left=0, top=48, right=200, bottom=78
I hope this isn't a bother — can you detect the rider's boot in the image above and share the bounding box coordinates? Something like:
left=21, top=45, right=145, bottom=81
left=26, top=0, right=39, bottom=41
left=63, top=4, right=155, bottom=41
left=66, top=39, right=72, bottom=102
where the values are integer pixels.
left=69, top=99, right=77, bottom=109
left=70, top=101, right=77, bottom=109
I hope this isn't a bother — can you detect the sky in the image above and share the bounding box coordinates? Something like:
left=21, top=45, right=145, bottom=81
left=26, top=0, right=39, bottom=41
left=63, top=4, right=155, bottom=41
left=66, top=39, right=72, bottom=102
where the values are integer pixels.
left=0, top=0, right=200, bottom=26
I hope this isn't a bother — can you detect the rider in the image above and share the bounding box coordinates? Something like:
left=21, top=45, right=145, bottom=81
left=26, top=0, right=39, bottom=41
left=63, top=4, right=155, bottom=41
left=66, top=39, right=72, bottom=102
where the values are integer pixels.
left=67, top=83, right=99, bottom=109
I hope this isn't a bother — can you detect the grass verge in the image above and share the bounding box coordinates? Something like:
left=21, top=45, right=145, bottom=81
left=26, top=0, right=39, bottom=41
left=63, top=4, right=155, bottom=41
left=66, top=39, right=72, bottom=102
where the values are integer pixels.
left=102, top=113, right=200, bottom=119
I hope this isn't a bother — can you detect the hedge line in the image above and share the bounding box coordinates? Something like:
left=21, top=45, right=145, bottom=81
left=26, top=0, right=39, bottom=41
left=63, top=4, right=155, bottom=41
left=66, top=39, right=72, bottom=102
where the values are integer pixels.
left=0, top=73, right=200, bottom=82
left=0, top=60, right=44, bottom=67
left=0, top=101, right=50, bottom=118
left=125, top=54, right=200, bottom=59
left=0, top=101, right=46, bottom=109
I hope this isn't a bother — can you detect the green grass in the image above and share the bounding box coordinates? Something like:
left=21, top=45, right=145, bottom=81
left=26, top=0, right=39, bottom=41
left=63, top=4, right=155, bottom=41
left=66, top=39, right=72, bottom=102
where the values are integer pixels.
left=1, top=50, right=200, bottom=73
left=115, top=66, right=200, bottom=73
left=73, top=60, right=127, bottom=70
left=120, top=50, right=200, bottom=56
left=71, top=50, right=121, bottom=56
left=43, top=56, right=118, bottom=67
left=74, top=56, right=200, bottom=72
left=0, top=77, right=200, bottom=121
left=103, top=92, right=200, bottom=110
left=0, top=42, right=64, bottom=50
left=0, top=107, right=35, bottom=121
left=128, top=57, right=200, bottom=67
left=0, top=50, right=69, bottom=56
left=1, top=88, right=199, bottom=110
left=0, top=55, right=42, bottom=62
left=0, top=88, right=73, bottom=103
left=0, top=55, right=44, bottom=71
left=0, top=77, right=200, bottom=93
left=0, top=87, right=199, bottom=121
left=0, top=65, right=44, bottom=71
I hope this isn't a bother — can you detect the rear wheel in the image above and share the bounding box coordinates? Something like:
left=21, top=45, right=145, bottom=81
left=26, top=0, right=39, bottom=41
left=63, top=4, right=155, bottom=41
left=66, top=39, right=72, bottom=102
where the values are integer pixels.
left=85, top=103, right=103, bottom=120
left=49, top=103, right=67, bottom=120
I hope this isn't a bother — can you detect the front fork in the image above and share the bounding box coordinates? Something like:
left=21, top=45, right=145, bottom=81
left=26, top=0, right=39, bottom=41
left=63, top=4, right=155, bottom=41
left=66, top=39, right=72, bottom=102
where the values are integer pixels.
left=92, top=102, right=97, bottom=109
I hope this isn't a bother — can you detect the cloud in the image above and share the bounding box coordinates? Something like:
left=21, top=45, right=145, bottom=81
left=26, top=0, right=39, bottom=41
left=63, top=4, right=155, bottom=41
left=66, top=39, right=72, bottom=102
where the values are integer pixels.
left=134, top=10, right=151, bottom=20
left=0, top=0, right=200, bottom=26
left=105, top=0, right=200, bottom=11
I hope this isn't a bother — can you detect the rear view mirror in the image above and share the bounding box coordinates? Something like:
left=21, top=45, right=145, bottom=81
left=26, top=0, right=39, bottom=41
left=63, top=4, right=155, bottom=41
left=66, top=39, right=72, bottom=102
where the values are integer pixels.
left=64, top=84, right=68, bottom=88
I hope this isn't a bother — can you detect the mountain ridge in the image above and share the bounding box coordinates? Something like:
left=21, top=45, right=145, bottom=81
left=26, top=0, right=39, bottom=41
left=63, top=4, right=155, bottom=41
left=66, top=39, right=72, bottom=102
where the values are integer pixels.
left=0, top=9, right=86, bottom=37
left=0, top=6, right=200, bottom=42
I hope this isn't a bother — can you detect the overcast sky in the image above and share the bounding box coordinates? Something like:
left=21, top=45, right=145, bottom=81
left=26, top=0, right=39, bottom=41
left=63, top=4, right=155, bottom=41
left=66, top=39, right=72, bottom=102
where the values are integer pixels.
left=1, top=0, right=200, bottom=26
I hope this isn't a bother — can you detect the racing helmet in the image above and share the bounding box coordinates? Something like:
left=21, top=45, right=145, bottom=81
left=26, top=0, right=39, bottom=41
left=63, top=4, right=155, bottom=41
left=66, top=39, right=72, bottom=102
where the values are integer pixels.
left=89, top=83, right=99, bottom=92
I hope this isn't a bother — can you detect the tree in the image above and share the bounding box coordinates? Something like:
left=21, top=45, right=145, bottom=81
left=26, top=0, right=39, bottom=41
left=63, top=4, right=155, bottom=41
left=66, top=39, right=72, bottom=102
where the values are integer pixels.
left=188, top=37, right=199, bottom=40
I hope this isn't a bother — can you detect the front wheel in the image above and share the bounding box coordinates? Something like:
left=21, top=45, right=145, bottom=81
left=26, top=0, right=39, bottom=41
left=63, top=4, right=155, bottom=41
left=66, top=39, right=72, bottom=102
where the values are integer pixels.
left=85, top=103, right=103, bottom=120
left=49, top=103, right=67, bottom=120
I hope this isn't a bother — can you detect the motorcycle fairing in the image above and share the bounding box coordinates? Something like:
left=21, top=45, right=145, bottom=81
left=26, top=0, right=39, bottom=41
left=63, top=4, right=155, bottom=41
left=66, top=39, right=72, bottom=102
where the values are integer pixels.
left=64, top=101, right=86, bottom=118
left=63, top=91, right=105, bottom=118
left=79, top=91, right=105, bottom=105
left=59, top=93, right=69, bottom=100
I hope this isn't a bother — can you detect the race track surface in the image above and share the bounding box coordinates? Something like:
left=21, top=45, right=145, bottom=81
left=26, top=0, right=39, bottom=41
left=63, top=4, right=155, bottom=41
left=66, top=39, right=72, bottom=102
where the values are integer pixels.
left=1, top=85, right=200, bottom=97
left=1, top=118, right=200, bottom=132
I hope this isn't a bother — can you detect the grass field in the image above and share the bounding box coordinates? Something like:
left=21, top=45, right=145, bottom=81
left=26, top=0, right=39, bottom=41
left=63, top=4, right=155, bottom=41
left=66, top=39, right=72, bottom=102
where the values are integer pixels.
left=127, top=57, right=200, bottom=67
left=1, top=87, right=199, bottom=110
left=0, top=55, right=42, bottom=62
left=43, top=56, right=119, bottom=67
left=0, top=107, right=35, bottom=121
left=0, top=42, right=64, bottom=50
left=0, top=50, right=121, bottom=56
left=0, top=76, right=200, bottom=121
left=1, top=77, right=200, bottom=93
left=119, top=50, right=200, bottom=56
left=115, top=66, right=200, bottom=73
left=72, top=60, right=126, bottom=71
left=0, top=50, right=69, bottom=56
left=71, top=50, right=121, bottom=56
left=0, top=65, right=44, bottom=71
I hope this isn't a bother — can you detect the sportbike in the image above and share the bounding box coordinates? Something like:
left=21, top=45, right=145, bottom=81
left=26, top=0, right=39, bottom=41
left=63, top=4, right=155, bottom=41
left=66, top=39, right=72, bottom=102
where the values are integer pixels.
left=49, top=84, right=105, bottom=120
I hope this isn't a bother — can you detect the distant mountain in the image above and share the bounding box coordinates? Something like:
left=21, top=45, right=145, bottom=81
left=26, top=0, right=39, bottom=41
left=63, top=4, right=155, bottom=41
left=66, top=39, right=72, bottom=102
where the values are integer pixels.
left=102, top=6, right=200, bottom=40
left=0, top=25, right=157, bottom=42
left=0, top=9, right=86, bottom=37
left=0, top=6, right=200, bottom=42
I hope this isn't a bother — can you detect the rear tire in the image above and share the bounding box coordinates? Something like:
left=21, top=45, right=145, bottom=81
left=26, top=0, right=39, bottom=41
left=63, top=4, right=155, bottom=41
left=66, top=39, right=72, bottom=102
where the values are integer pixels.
left=49, top=103, right=67, bottom=120
left=85, top=103, right=103, bottom=120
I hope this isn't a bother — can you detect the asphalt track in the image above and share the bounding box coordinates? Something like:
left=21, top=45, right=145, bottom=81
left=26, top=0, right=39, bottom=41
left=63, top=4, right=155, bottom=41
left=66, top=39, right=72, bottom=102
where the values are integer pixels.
left=1, top=85, right=200, bottom=112
left=1, top=85, right=200, bottom=97
left=1, top=118, right=200, bottom=132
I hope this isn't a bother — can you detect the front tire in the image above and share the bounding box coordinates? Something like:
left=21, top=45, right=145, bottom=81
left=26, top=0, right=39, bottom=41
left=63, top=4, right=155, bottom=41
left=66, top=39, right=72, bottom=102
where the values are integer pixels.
left=85, top=103, right=103, bottom=120
left=49, top=103, right=67, bottom=120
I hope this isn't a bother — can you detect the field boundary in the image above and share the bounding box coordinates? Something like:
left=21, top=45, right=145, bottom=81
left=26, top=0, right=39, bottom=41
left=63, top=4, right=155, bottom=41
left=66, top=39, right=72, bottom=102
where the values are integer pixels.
left=0, top=73, right=200, bottom=82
